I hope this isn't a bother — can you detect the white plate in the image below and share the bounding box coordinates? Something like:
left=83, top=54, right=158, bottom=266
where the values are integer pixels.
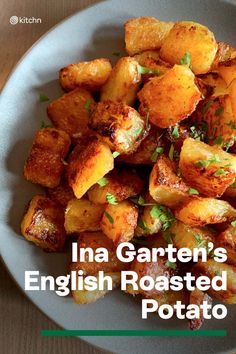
left=0, top=0, right=236, bottom=353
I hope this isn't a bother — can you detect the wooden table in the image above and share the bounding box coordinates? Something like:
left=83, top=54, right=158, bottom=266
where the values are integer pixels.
left=0, top=1, right=106, bottom=353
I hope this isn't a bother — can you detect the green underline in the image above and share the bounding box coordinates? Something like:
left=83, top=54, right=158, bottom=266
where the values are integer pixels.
left=41, top=329, right=227, bottom=337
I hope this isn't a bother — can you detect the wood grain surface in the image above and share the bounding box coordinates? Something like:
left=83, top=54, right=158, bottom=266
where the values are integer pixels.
left=0, top=1, right=107, bottom=353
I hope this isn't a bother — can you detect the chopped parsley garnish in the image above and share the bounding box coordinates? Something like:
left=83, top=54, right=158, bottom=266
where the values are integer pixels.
left=194, top=154, right=221, bottom=168
left=41, top=121, right=53, bottom=128
left=213, top=169, right=229, bottom=177
left=215, top=107, right=224, bottom=116
left=106, top=193, right=118, bottom=205
left=202, top=100, right=213, bottom=114
left=231, top=181, right=236, bottom=189
left=189, top=125, right=207, bottom=142
left=134, top=127, right=143, bottom=136
left=97, top=177, right=108, bottom=187
left=112, top=151, right=120, bottom=158
left=150, top=205, right=175, bottom=231
left=171, top=126, right=179, bottom=139
left=137, top=218, right=150, bottom=232
left=130, top=195, right=155, bottom=207
left=213, top=136, right=224, bottom=147
left=226, top=120, right=236, bottom=130
left=194, top=234, right=207, bottom=248
left=225, top=140, right=234, bottom=152
left=39, top=93, right=49, bottom=102
left=215, top=271, right=221, bottom=276
left=231, top=220, right=236, bottom=227
left=104, top=211, right=114, bottom=224
left=188, top=188, right=199, bottom=195
left=84, top=99, right=93, bottom=111
left=150, top=146, right=164, bottom=162
left=180, top=52, right=191, bottom=66
left=168, top=144, right=175, bottom=161
left=165, top=260, right=177, bottom=270
left=138, top=65, right=162, bottom=75
left=163, top=231, right=175, bottom=244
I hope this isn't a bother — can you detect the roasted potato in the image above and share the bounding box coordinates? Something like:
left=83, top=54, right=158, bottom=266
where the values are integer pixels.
left=216, top=225, right=236, bottom=266
left=71, top=232, right=126, bottom=275
left=189, top=289, right=212, bottom=330
left=47, top=88, right=94, bottom=137
left=160, top=21, right=217, bottom=74
left=211, top=42, right=236, bottom=70
left=59, top=58, right=112, bottom=92
left=229, top=78, right=236, bottom=121
left=149, top=155, right=189, bottom=208
left=138, top=65, right=202, bottom=128
left=135, top=205, right=162, bottom=236
left=89, top=100, right=146, bottom=154
left=125, top=17, right=174, bottom=56
left=24, top=128, right=71, bottom=188
left=67, top=136, right=114, bottom=199
left=21, top=195, right=66, bottom=251
left=218, top=58, right=236, bottom=85
left=72, top=272, right=121, bottom=304
left=175, top=197, right=236, bottom=227
left=87, top=168, right=144, bottom=204
left=100, top=201, right=138, bottom=244
left=100, top=57, right=141, bottom=106
left=64, top=199, right=105, bottom=234
left=134, top=50, right=171, bottom=77
left=46, top=177, right=75, bottom=208
left=193, top=259, right=236, bottom=304
left=198, top=73, right=228, bottom=97
left=179, top=138, right=236, bottom=197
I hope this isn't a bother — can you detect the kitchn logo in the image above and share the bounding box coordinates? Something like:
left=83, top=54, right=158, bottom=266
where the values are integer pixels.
left=10, top=16, right=42, bottom=25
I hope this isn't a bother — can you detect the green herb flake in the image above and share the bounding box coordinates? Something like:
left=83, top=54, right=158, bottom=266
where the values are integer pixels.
left=171, top=126, right=179, bottom=139
left=165, top=260, right=177, bottom=270
left=188, top=188, right=199, bottom=195
left=39, top=93, right=49, bottom=102
left=231, top=181, right=236, bottom=189
left=150, top=205, right=175, bottom=231
left=215, top=107, right=224, bottom=116
left=134, top=127, right=143, bottom=137
left=163, top=231, right=175, bottom=244
left=84, top=99, right=93, bottom=111
left=41, top=121, right=53, bottom=129
left=104, top=211, right=114, bottom=224
left=150, top=146, right=164, bottom=162
left=231, top=220, right=236, bottom=227
left=106, top=192, right=118, bottom=205
left=112, top=151, right=120, bottom=158
left=168, top=144, right=175, bottom=161
left=97, top=177, right=108, bottom=187
left=195, top=154, right=222, bottom=168
left=180, top=52, right=191, bottom=66
left=226, top=120, right=236, bottom=130
left=214, top=136, right=224, bottom=147
left=213, top=169, right=229, bottom=177
left=137, top=218, right=149, bottom=232
left=137, top=65, right=161, bottom=75
left=215, top=271, right=221, bottom=276
left=202, top=100, right=213, bottom=115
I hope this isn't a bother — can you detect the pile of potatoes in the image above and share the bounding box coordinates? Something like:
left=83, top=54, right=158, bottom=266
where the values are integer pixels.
left=21, top=17, right=236, bottom=329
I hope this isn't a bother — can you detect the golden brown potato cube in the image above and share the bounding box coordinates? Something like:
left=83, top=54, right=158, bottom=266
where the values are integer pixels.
left=59, top=58, right=112, bottom=91
left=216, top=225, right=236, bottom=267
left=179, top=138, right=236, bottom=197
left=189, top=289, right=212, bottom=330
left=218, top=57, right=236, bottom=85
left=125, top=17, right=174, bottom=56
left=89, top=100, right=146, bottom=154
left=100, top=201, right=138, bottom=244
left=229, top=78, right=236, bottom=121
left=46, top=177, right=74, bottom=208
left=64, top=198, right=105, bottom=234
left=135, top=205, right=162, bottom=236
left=72, top=272, right=121, bottom=304
left=71, top=232, right=126, bottom=275
left=21, top=195, right=66, bottom=251
left=118, top=125, right=164, bottom=165
left=24, top=128, right=71, bottom=188
left=67, top=136, right=114, bottom=199
left=160, top=21, right=217, bottom=74
left=211, top=42, right=236, bottom=70
left=100, top=57, right=141, bottom=106
left=168, top=220, right=215, bottom=252
left=88, top=168, right=144, bottom=204
left=149, top=155, right=189, bottom=208
left=134, top=50, right=171, bottom=77
left=198, top=73, right=228, bottom=97
left=193, top=259, right=236, bottom=304
left=175, top=197, right=236, bottom=227
left=138, top=65, right=202, bottom=128
left=47, top=88, right=94, bottom=137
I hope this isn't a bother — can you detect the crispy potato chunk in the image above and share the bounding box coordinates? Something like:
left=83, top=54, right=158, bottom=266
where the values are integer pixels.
left=46, top=177, right=74, bottom=208
left=168, top=220, right=215, bottom=251
left=100, top=57, right=141, bottom=106
left=189, top=289, right=212, bottom=330
left=138, top=65, right=202, bottom=128
left=24, top=128, right=71, bottom=188
left=218, top=58, right=236, bottom=85
left=64, top=199, right=105, bottom=234
left=88, top=168, right=144, bottom=204
left=216, top=225, right=236, bottom=266
left=21, top=195, right=66, bottom=251
left=100, top=201, right=138, bottom=244
left=125, top=17, right=174, bottom=56
left=180, top=138, right=236, bottom=197
left=193, top=259, right=236, bottom=304
left=72, top=272, right=121, bottom=304
left=89, top=100, right=146, bottom=154
left=160, top=21, right=217, bottom=74
left=198, top=73, right=228, bottom=97
left=67, top=136, right=114, bottom=199
left=59, top=58, right=112, bottom=91
left=71, top=232, right=126, bottom=275
left=175, top=197, right=236, bottom=227
left=47, top=88, right=94, bottom=137
left=149, top=155, right=189, bottom=208
left=211, top=42, right=236, bottom=70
